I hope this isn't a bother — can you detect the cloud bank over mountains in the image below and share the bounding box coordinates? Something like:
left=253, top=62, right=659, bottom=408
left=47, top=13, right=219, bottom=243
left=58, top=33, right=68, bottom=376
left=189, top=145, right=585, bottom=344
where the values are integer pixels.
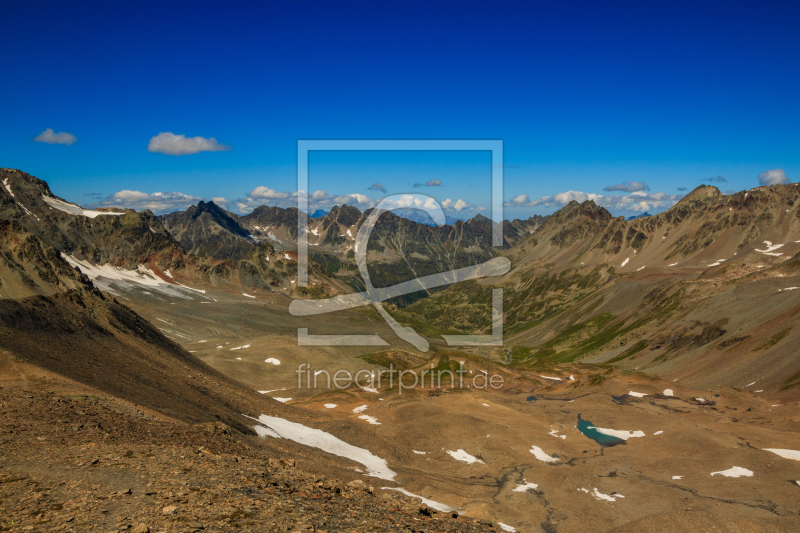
left=505, top=190, right=683, bottom=214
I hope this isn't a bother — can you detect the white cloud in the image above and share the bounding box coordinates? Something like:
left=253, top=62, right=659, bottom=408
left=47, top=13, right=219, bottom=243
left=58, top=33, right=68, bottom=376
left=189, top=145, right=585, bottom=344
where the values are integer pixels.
left=603, top=181, right=650, bottom=192
left=248, top=186, right=291, bottom=200
left=102, top=190, right=203, bottom=213
left=440, top=198, right=474, bottom=211
left=147, top=132, right=231, bottom=156
left=34, top=128, right=76, bottom=145
left=505, top=189, right=683, bottom=214
left=757, top=168, right=789, bottom=186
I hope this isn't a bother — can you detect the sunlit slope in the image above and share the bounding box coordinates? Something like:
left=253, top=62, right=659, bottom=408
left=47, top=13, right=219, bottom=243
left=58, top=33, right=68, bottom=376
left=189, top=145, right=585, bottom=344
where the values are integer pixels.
left=399, top=184, right=800, bottom=394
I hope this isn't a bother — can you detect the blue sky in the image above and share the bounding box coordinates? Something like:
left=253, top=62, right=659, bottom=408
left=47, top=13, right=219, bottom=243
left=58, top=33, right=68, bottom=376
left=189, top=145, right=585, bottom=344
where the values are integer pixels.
left=2, top=1, right=798, bottom=219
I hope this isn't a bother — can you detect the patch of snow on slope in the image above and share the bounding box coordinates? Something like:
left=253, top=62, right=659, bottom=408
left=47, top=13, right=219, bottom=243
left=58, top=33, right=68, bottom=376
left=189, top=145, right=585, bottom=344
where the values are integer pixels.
left=628, top=391, right=647, bottom=397
left=763, top=449, right=800, bottom=461
left=549, top=429, right=566, bottom=440
left=42, top=195, right=125, bottom=218
left=513, top=482, right=538, bottom=492
left=381, top=488, right=459, bottom=513
left=539, top=375, right=562, bottom=381
left=324, top=404, right=337, bottom=409
left=621, top=258, right=630, bottom=267
left=447, top=449, right=483, bottom=464
left=711, top=467, right=753, bottom=477
left=637, top=266, right=645, bottom=271
left=3, top=178, right=14, bottom=197
left=498, top=522, right=516, bottom=532
left=529, top=446, right=559, bottom=463
left=779, top=287, right=799, bottom=292
left=581, top=488, right=623, bottom=502
left=272, top=398, right=292, bottom=403
left=61, top=254, right=203, bottom=299
left=668, top=262, right=678, bottom=266
left=264, top=358, right=280, bottom=365
left=251, top=414, right=396, bottom=480
left=756, top=241, right=784, bottom=254
left=229, top=344, right=251, bottom=350
left=352, top=405, right=368, bottom=414
left=588, top=426, right=645, bottom=440
left=358, top=415, right=381, bottom=425
left=243, top=293, right=256, bottom=298
left=413, top=450, right=426, bottom=455
left=663, top=389, right=674, bottom=396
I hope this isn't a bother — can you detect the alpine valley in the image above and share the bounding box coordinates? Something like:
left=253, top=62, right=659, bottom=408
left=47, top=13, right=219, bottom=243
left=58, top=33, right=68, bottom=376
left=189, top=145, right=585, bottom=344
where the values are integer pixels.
left=2, top=167, right=799, bottom=533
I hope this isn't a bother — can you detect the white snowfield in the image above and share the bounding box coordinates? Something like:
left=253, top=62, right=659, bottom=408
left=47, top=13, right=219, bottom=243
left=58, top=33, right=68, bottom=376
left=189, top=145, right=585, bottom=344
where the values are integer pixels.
left=272, top=398, right=292, bottom=403
left=498, top=522, right=516, bottom=532
left=588, top=426, right=646, bottom=440
left=636, top=266, right=645, bottom=271
left=779, top=287, right=799, bottom=292
left=668, top=262, right=679, bottom=266
left=61, top=254, right=206, bottom=298
left=621, top=258, right=630, bottom=267
left=663, top=389, right=674, bottom=396
left=42, top=195, right=125, bottom=219
left=242, top=293, right=256, bottom=298
left=628, top=391, right=647, bottom=397
left=230, top=344, right=251, bottom=351
left=264, top=358, right=280, bottom=365
left=381, top=488, right=460, bottom=513
left=711, top=467, right=753, bottom=478
left=447, top=449, right=484, bottom=464
left=529, top=445, right=559, bottom=463
left=3, top=178, right=14, bottom=197
left=250, top=414, right=396, bottom=481
left=672, top=475, right=682, bottom=480
left=539, top=375, right=562, bottom=381
left=412, top=450, right=426, bottom=455
left=513, top=482, right=539, bottom=492
left=324, top=404, right=337, bottom=409
left=549, top=429, right=566, bottom=440
left=763, top=448, right=800, bottom=461
left=352, top=405, right=368, bottom=414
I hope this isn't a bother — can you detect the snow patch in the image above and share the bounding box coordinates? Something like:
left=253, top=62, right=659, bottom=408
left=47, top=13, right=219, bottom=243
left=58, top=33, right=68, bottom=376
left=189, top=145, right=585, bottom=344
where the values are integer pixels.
left=447, top=449, right=484, bottom=464
left=779, top=287, right=799, bottom=292
left=588, top=426, right=646, bottom=440
left=756, top=241, right=784, bottom=254
left=243, top=293, right=256, bottom=298
left=549, top=429, right=566, bottom=440
left=654, top=431, right=663, bottom=435
left=672, top=476, right=682, bottom=480
left=668, top=262, right=679, bottom=266
left=412, top=450, right=426, bottom=455
left=711, top=467, right=753, bottom=478
left=352, top=405, right=368, bottom=414
left=621, top=258, right=630, bottom=267
left=358, top=415, right=381, bottom=425
left=498, top=522, right=516, bottom=532
left=264, top=358, right=280, bottom=365
left=529, top=445, right=559, bottom=463
left=763, top=449, right=800, bottom=461
left=251, top=414, right=396, bottom=480
left=579, top=487, right=624, bottom=502
left=2, top=178, right=14, bottom=197
left=272, top=398, right=292, bottom=403
left=539, top=375, right=562, bottom=381
left=513, top=482, right=539, bottom=492
left=628, top=391, right=647, bottom=397
left=636, top=266, right=645, bottom=272
left=324, top=404, right=337, bottom=409
left=42, top=195, right=125, bottom=219
left=663, top=389, right=674, bottom=396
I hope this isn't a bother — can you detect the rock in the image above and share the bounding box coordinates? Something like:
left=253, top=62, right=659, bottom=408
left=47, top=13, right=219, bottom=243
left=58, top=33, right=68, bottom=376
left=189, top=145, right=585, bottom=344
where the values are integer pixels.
left=161, top=505, right=178, bottom=516
left=131, top=525, right=150, bottom=533
left=347, top=479, right=366, bottom=490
